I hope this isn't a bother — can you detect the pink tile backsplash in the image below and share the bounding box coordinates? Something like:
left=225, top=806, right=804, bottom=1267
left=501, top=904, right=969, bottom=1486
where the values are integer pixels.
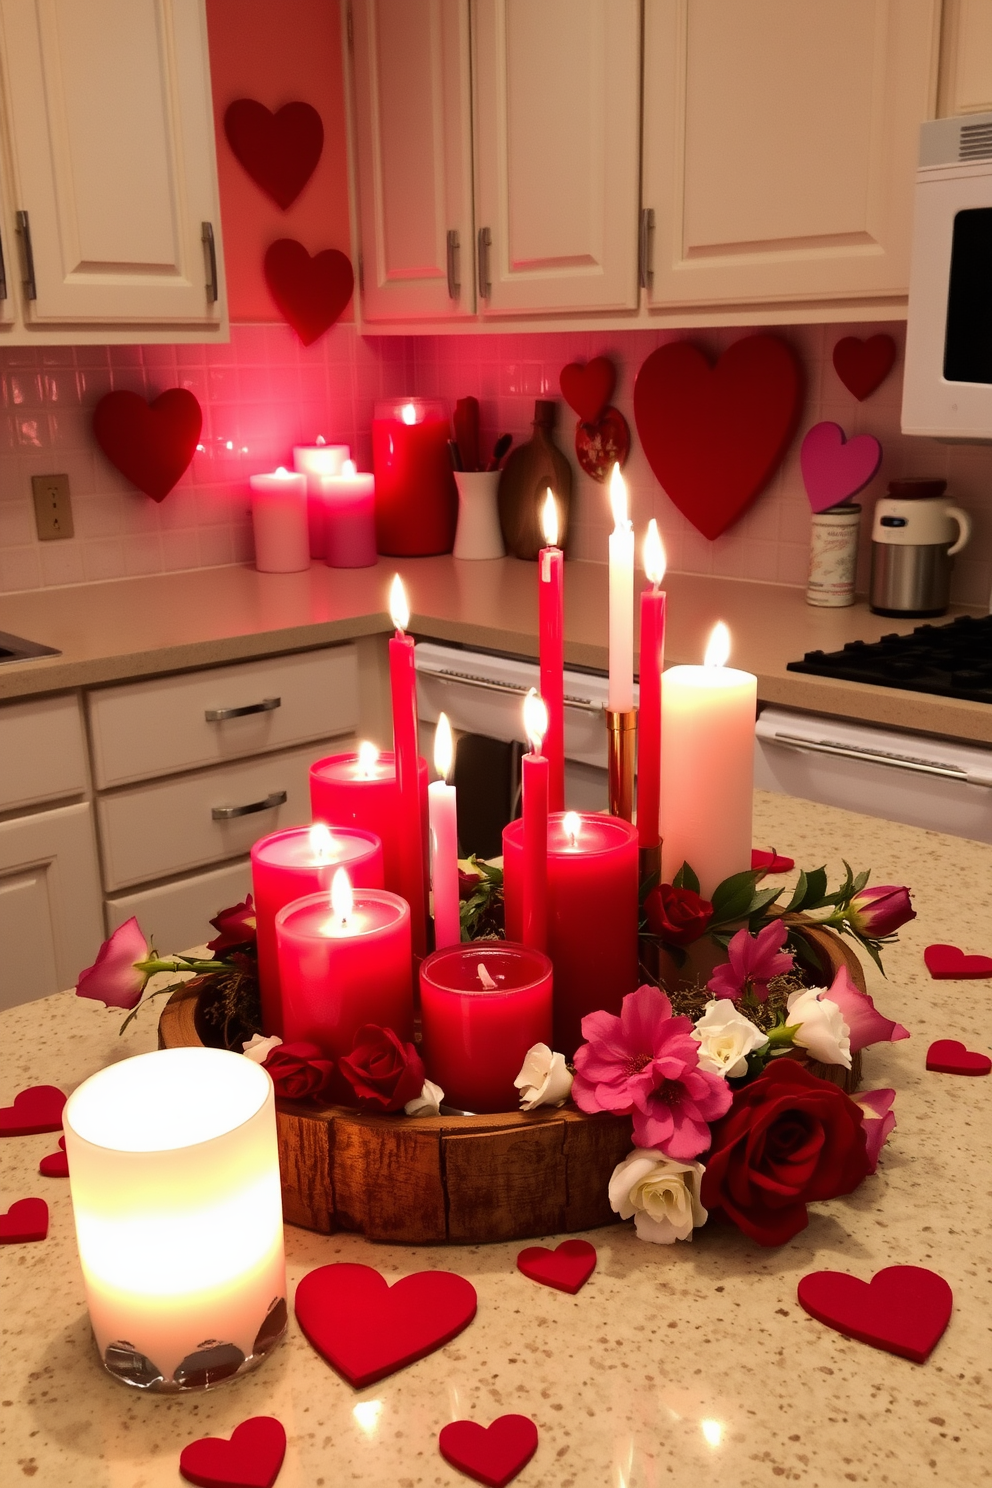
left=1, top=318, right=991, bottom=609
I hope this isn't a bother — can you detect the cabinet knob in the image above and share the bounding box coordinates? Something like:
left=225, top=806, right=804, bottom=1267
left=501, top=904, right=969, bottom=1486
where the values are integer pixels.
left=211, top=790, right=287, bottom=821
left=477, top=226, right=492, bottom=300
left=15, top=211, right=37, bottom=301
left=446, top=229, right=460, bottom=299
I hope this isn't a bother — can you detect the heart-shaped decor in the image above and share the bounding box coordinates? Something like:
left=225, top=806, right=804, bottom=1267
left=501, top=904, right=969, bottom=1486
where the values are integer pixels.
left=179, top=1416, right=286, bottom=1488
left=574, top=406, right=631, bottom=482
left=263, top=239, right=354, bottom=346
left=798, top=1265, right=952, bottom=1363
left=633, top=336, right=803, bottom=540
left=294, top=1262, right=477, bottom=1388
left=832, top=335, right=897, bottom=401
left=39, top=1136, right=68, bottom=1178
left=800, top=421, right=882, bottom=512
left=224, top=100, right=323, bottom=210
left=93, top=389, right=202, bottom=503
left=0, top=1084, right=66, bottom=1136
left=925, top=1039, right=992, bottom=1076
left=560, top=357, right=616, bottom=423
left=751, top=848, right=795, bottom=872
left=0, top=1197, right=49, bottom=1244
left=516, top=1239, right=597, bottom=1294
left=924, top=943, right=992, bottom=980
left=439, top=1416, right=539, bottom=1488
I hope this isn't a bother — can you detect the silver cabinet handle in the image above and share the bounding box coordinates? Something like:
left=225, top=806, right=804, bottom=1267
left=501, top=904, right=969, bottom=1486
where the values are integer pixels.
left=16, top=211, right=36, bottom=300
left=638, top=207, right=655, bottom=290
left=212, top=790, right=287, bottom=821
left=446, top=228, right=460, bottom=299
left=477, top=226, right=491, bottom=300
left=202, top=221, right=218, bottom=302
left=204, top=696, right=280, bottom=723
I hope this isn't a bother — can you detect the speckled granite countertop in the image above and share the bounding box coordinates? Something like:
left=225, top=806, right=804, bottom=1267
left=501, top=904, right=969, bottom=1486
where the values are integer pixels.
left=2, top=791, right=991, bottom=1488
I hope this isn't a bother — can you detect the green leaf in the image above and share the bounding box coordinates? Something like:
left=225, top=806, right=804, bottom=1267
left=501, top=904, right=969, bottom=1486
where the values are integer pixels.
left=851, top=868, right=870, bottom=895
left=801, top=865, right=829, bottom=908
left=710, top=869, right=764, bottom=926
left=784, top=870, right=808, bottom=913
left=672, top=861, right=700, bottom=894
left=745, top=886, right=785, bottom=922
left=638, top=869, right=660, bottom=905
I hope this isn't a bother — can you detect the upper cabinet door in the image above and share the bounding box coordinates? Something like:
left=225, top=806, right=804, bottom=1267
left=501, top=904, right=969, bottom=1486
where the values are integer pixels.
left=472, top=0, right=640, bottom=316
left=350, top=0, right=475, bottom=323
left=643, top=0, right=940, bottom=313
left=938, top=0, right=992, bottom=117
left=0, top=0, right=225, bottom=327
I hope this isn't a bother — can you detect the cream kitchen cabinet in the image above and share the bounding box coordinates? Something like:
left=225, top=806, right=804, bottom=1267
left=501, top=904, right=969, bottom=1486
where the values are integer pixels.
left=938, top=0, right=992, bottom=117
left=0, top=0, right=228, bottom=344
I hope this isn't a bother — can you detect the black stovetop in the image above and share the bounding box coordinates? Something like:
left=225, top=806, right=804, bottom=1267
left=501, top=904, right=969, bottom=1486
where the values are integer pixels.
left=787, top=613, right=992, bottom=704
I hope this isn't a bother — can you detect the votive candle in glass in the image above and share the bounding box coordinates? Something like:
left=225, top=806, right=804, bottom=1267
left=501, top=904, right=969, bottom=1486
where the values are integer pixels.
left=309, top=743, right=428, bottom=901
left=250, top=467, right=309, bottom=573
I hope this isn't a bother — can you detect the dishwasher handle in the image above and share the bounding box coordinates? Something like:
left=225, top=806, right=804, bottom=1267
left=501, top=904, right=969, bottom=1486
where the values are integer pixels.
left=763, top=730, right=992, bottom=788
left=416, top=663, right=604, bottom=714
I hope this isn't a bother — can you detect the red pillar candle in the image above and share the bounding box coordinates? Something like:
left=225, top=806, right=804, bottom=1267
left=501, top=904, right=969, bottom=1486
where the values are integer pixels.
left=251, top=823, right=384, bottom=1036
left=636, top=520, right=667, bottom=853
left=372, top=399, right=457, bottom=556
left=309, top=743, right=428, bottom=900
left=276, top=872, right=413, bottom=1059
left=388, top=575, right=428, bottom=958
left=503, top=810, right=639, bottom=1057
left=419, top=942, right=553, bottom=1113
left=538, top=489, right=565, bottom=813
left=521, top=690, right=549, bottom=952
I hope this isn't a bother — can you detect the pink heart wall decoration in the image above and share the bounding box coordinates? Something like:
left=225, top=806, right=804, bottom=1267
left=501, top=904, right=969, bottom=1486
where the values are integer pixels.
left=800, top=421, right=882, bottom=512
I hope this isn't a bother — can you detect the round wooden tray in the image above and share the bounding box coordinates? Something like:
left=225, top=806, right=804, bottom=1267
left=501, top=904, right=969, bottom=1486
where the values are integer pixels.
left=158, top=922, right=864, bottom=1246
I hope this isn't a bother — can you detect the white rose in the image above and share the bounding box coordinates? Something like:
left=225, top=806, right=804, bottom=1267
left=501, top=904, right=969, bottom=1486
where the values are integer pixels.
left=608, top=1149, right=707, bottom=1244
left=691, top=1000, right=766, bottom=1078
left=242, top=1034, right=282, bottom=1064
left=787, top=987, right=852, bottom=1069
left=404, top=1080, right=445, bottom=1117
left=514, top=1043, right=573, bottom=1110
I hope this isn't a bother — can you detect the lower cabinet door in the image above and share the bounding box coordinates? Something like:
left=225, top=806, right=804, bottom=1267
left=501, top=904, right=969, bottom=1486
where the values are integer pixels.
left=0, top=803, right=104, bottom=1010
left=106, top=859, right=253, bottom=959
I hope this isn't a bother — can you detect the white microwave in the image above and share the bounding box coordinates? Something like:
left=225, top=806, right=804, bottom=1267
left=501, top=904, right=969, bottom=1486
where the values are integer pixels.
left=902, top=112, right=992, bottom=442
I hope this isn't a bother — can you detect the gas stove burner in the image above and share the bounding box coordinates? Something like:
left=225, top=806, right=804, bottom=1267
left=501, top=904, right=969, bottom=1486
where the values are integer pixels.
left=787, top=614, right=992, bottom=704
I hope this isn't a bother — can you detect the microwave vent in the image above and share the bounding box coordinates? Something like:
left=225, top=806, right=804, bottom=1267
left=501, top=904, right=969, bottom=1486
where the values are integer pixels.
left=958, top=120, right=992, bottom=161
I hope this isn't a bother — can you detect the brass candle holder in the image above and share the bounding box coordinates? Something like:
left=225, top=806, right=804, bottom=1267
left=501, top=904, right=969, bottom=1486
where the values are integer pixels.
left=606, top=707, right=636, bottom=822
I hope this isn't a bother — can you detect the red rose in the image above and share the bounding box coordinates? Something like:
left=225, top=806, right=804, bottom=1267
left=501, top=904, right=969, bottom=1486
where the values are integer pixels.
left=700, top=1060, right=871, bottom=1247
left=263, top=1041, right=334, bottom=1104
left=338, top=1025, right=426, bottom=1112
left=207, top=896, right=257, bottom=954
left=645, top=883, right=714, bottom=946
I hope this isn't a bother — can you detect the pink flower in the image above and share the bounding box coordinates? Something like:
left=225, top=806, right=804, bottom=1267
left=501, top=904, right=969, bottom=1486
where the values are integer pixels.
left=706, top=919, right=794, bottom=1003
left=75, top=918, right=150, bottom=1010
left=848, top=885, right=915, bottom=938
left=572, top=984, right=732, bottom=1160
left=821, top=965, right=910, bottom=1052
left=852, top=1087, right=896, bottom=1173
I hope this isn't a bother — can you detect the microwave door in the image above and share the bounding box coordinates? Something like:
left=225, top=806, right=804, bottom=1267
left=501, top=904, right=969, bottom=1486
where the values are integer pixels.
left=943, top=206, right=992, bottom=385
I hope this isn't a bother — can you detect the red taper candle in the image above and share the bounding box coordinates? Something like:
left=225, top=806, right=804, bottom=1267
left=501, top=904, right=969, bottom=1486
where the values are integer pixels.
left=388, top=574, right=427, bottom=957
left=538, top=489, right=565, bottom=813
left=521, top=689, right=549, bottom=952
left=636, top=519, right=667, bottom=852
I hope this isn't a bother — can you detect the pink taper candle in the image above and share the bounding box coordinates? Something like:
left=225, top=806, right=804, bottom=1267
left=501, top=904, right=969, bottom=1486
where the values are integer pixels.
left=636, top=520, right=667, bottom=852
left=521, top=689, right=549, bottom=952
left=388, top=575, right=427, bottom=958
left=538, top=489, right=565, bottom=813
left=428, top=712, right=461, bottom=949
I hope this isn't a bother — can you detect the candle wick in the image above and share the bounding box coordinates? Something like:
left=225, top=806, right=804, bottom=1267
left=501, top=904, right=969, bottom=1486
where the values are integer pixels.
left=478, top=964, right=497, bottom=989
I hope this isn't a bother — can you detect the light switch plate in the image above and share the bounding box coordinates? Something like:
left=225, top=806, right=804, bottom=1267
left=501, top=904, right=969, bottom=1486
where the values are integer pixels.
left=31, top=473, right=74, bottom=541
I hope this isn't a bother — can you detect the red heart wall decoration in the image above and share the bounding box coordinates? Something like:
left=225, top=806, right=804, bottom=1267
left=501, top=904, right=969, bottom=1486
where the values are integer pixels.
left=797, top=1265, right=952, bottom=1363
left=0, top=1084, right=66, bottom=1136
left=924, top=943, right=992, bottom=980
left=224, top=100, right=323, bottom=210
left=832, top=335, right=897, bottom=401
left=439, top=1415, right=539, bottom=1488
left=516, top=1239, right=597, bottom=1294
left=263, top=239, right=354, bottom=346
left=93, top=390, right=202, bottom=503
left=633, top=336, right=804, bottom=540
left=560, top=357, right=616, bottom=423
left=179, top=1416, right=286, bottom=1488
left=0, top=1197, right=49, bottom=1244
left=800, top=421, right=882, bottom=512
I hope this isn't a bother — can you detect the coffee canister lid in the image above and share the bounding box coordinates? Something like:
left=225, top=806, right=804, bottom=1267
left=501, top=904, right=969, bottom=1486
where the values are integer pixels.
left=886, top=477, right=946, bottom=500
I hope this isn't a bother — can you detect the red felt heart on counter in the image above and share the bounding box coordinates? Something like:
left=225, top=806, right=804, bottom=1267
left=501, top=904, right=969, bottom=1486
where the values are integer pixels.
left=0, top=1197, right=49, bottom=1244
left=516, top=1239, right=597, bottom=1294
left=633, top=336, right=803, bottom=540
left=439, top=1416, right=539, bottom=1488
left=832, top=334, right=896, bottom=401
left=560, top=357, right=616, bottom=423
left=179, top=1416, right=286, bottom=1488
left=294, top=1262, right=477, bottom=1388
left=925, top=1039, right=991, bottom=1076
left=798, top=1265, right=951, bottom=1363
left=0, top=1084, right=66, bottom=1136
left=93, top=389, right=202, bottom=503
left=224, top=99, right=323, bottom=210
left=800, top=421, right=882, bottom=512
left=39, top=1136, right=68, bottom=1178
left=924, top=943, right=992, bottom=980
left=751, top=848, right=795, bottom=872
left=263, top=239, right=354, bottom=346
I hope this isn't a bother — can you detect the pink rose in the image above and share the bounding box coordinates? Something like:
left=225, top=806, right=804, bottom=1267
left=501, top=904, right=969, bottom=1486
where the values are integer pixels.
left=848, top=885, right=915, bottom=938
left=75, top=918, right=150, bottom=1010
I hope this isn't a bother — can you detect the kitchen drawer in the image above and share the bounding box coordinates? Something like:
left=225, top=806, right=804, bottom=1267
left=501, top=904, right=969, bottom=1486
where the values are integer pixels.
left=97, top=741, right=343, bottom=891
left=88, top=646, right=359, bottom=788
left=0, top=694, right=87, bottom=811
left=107, top=859, right=253, bottom=957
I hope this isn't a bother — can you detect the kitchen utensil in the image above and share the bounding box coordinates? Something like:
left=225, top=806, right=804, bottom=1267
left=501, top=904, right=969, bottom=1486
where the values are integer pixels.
left=869, top=478, right=971, bottom=617
left=454, top=396, right=480, bottom=472
left=487, top=433, right=512, bottom=471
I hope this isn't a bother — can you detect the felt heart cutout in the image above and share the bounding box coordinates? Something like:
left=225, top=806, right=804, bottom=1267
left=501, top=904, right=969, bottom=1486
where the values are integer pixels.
left=751, top=848, right=795, bottom=872
left=925, top=1039, right=992, bottom=1076
left=93, top=389, right=202, bottom=503
left=924, top=943, right=992, bottom=980
left=0, top=1084, right=66, bottom=1136
left=294, top=1262, right=477, bottom=1388
left=39, top=1136, right=68, bottom=1178
left=800, top=421, right=881, bottom=512
left=439, top=1415, right=539, bottom=1488
left=224, top=100, right=323, bottom=210
left=179, top=1416, right=286, bottom=1488
left=516, top=1239, right=597, bottom=1294
left=560, top=357, right=616, bottom=423
left=633, top=336, right=803, bottom=540
left=832, top=334, right=896, bottom=401
left=798, top=1265, right=951, bottom=1363
left=263, top=239, right=354, bottom=347
left=0, top=1197, right=49, bottom=1244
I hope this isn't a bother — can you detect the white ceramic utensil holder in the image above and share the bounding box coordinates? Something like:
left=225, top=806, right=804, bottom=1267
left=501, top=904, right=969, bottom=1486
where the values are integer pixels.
left=453, top=472, right=505, bottom=560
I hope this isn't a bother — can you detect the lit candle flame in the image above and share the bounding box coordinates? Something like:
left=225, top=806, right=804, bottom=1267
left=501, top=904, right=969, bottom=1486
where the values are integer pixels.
left=316, top=435, right=326, bottom=446
left=643, top=519, right=666, bottom=587
left=275, top=465, right=291, bottom=477
left=357, top=740, right=379, bottom=778
left=563, top=810, right=581, bottom=847
left=541, top=488, right=559, bottom=548
left=523, top=688, right=549, bottom=753
left=704, top=621, right=731, bottom=668
left=609, top=463, right=629, bottom=532
left=434, top=711, right=454, bottom=781
left=478, top=963, right=497, bottom=990
left=401, top=402, right=417, bottom=425
left=343, top=458, right=357, bottom=476
left=389, top=573, right=410, bottom=632
left=309, top=822, right=335, bottom=862
left=330, top=866, right=353, bottom=926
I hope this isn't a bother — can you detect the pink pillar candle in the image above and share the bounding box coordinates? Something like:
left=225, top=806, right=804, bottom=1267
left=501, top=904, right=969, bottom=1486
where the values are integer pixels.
left=389, top=578, right=428, bottom=958
left=249, top=469, right=310, bottom=573
left=309, top=747, right=428, bottom=901
left=294, top=441, right=350, bottom=557
left=251, top=824, right=384, bottom=1036
left=420, top=942, right=553, bottom=1113
left=538, top=491, right=565, bottom=813
left=321, top=464, right=377, bottom=568
left=636, top=522, right=667, bottom=852
left=503, top=811, right=639, bottom=1057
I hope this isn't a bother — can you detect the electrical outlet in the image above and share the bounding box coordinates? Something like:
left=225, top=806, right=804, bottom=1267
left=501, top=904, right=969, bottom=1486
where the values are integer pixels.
left=31, top=473, right=74, bottom=541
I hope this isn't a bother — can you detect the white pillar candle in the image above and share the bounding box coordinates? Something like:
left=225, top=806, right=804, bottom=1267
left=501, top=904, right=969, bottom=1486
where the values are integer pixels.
left=294, top=440, right=351, bottom=557
left=660, top=622, right=756, bottom=896
left=250, top=467, right=310, bottom=573
left=63, top=1047, right=286, bottom=1392
left=608, top=463, right=634, bottom=712
left=429, top=711, right=461, bottom=949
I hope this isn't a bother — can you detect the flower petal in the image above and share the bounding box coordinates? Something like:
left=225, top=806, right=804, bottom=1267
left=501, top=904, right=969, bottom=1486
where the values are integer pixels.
left=75, top=917, right=149, bottom=1009
left=822, top=965, right=910, bottom=1052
